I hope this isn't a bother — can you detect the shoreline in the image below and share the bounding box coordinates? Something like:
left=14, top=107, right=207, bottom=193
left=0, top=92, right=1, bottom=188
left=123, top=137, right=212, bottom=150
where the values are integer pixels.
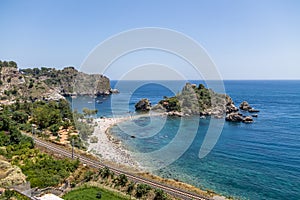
left=87, top=113, right=228, bottom=200
left=87, top=112, right=166, bottom=171
left=87, top=115, right=141, bottom=170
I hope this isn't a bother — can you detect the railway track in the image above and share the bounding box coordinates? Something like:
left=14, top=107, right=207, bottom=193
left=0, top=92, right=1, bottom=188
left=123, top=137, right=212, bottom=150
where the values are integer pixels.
left=33, top=137, right=212, bottom=200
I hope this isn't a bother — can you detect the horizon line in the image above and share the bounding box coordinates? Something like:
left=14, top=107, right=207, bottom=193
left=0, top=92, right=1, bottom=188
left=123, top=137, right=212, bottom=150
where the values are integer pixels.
left=109, top=79, right=300, bottom=81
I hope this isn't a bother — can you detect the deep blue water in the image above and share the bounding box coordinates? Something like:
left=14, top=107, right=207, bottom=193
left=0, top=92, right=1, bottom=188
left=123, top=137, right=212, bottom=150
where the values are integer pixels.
left=71, top=80, right=300, bottom=200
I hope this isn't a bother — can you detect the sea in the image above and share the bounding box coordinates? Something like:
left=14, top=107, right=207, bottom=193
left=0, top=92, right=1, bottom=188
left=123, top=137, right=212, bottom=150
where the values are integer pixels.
left=70, top=80, right=300, bottom=200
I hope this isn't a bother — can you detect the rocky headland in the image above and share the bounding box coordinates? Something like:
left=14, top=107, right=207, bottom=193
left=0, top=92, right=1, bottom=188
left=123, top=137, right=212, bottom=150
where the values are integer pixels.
left=0, top=60, right=117, bottom=104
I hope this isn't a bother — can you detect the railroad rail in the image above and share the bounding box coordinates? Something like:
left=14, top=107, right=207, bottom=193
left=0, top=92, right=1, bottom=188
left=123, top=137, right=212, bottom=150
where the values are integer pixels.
left=33, top=137, right=212, bottom=200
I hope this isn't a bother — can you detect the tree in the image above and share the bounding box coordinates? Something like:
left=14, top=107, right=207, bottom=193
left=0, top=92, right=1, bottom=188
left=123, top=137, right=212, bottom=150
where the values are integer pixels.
left=198, top=83, right=205, bottom=90
left=8, top=61, right=17, bottom=68
left=49, top=124, right=59, bottom=135
left=32, top=105, right=61, bottom=129
left=12, top=111, right=28, bottom=124
left=159, top=97, right=181, bottom=112
left=154, top=189, right=168, bottom=200
left=9, top=126, right=22, bottom=144
left=32, top=68, right=40, bottom=76
left=58, top=99, right=73, bottom=120
left=84, top=170, right=94, bottom=182
left=0, top=131, right=10, bottom=146
left=100, top=167, right=112, bottom=179
left=2, top=61, right=8, bottom=68
left=82, top=107, right=98, bottom=117
left=115, top=174, right=128, bottom=187
left=28, top=79, right=34, bottom=88
left=136, top=184, right=151, bottom=198
left=127, top=181, right=135, bottom=196
left=0, top=112, right=11, bottom=131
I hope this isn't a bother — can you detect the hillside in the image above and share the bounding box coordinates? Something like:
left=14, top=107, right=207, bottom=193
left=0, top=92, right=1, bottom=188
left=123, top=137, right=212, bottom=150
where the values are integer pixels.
left=0, top=60, right=113, bottom=104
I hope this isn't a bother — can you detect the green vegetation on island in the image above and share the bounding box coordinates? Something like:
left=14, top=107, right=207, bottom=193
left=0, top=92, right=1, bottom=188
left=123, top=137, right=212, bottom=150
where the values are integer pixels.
left=155, top=83, right=230, bottom=117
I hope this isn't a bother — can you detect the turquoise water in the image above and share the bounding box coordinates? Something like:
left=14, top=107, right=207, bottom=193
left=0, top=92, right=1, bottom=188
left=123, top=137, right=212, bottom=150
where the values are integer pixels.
left=71, top=80, right=300, bottom=200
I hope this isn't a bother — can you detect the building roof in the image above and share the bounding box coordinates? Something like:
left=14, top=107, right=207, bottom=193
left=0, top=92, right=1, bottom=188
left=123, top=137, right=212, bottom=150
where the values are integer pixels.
left=36, top=194, right=64, bottom=200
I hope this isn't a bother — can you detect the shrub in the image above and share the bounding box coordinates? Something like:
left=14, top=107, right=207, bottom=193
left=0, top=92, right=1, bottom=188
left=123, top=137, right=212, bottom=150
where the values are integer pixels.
left=49, top=124, right=60, bottom=134
left=154, top=189, right=168, bottom=200
left=90, top=136, right=98, bottom=143
left=100, top=167, right=111, bottom=179
left=127, top=181, right=135, bottom=195
left=136, top=184, right=151, bottom=198
left=114, top=174, right=128, bottom=187
left=96, top=192, right=102, bottom=199
left=84, top=170, right=94, bottom=182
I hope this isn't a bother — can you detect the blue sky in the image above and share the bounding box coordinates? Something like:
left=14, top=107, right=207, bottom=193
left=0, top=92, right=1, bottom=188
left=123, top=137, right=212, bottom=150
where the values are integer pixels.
left=0, top=0, right=299, bottom=80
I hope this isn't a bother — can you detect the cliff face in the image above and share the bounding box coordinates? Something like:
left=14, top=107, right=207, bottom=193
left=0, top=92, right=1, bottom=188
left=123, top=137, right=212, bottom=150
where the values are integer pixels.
left=0, top=61, right=112, bottom=103
left=72, top=69, right=111, bottom=96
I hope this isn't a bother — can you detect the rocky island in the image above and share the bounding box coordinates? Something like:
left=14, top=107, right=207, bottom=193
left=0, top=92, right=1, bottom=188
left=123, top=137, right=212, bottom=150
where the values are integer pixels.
left=136, top=83, right=259, bottom=123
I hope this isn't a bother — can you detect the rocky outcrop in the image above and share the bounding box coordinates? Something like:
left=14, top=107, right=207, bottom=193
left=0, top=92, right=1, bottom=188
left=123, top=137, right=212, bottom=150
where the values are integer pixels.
left=248, top=108, right=260, bottom=113
left=110, top=88, right=120, bottom=94
left=226, top=97, right=239, bottom=113
left=44, top=90, right=65, bottom=101
left=0, top=159, right=27, bottom=187
left=225, top=112, right=254, bottom=123
left=239, top=101, right=259, bottom=112
left=225, top=112, right=244, bottom=122
left=166, top=111, right=184, bottom=117
left=240, top=101, right=252, bottom=111
left=243, top=116, right=254, bottom=123
left=135, top=98, right=151, bottom=112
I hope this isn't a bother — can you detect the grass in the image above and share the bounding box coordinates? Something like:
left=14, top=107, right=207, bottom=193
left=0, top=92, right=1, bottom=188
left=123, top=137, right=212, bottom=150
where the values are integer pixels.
left=0, top=190, right=31, bottom=200
left=63, top=186, right=130, bottom=200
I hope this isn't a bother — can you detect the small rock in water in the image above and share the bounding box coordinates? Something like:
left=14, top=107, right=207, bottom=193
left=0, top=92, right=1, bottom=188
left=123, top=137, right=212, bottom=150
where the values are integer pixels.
left=225, top=112, right=244, bottom=122
left=135, top=98, right=151, bottom=112
left=239, top=101, right=252, bottom=111
left=243, top=116, right=253, bottom=123
left=252, top=114, right=258, bottom=117
left=226, top=112, right=254, bottom=123
left=249, top=108, right=260, bottom=113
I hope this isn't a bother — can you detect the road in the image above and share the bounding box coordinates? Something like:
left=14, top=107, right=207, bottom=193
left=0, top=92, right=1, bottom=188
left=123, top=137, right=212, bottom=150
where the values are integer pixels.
left=33, top=137, right=212, bottom=200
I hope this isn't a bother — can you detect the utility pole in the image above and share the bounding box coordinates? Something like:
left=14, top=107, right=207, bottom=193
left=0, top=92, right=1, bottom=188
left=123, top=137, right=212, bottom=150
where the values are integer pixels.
left=32, top=124, right=36, bottom=135
left=72, top=138, right=74, bottom=159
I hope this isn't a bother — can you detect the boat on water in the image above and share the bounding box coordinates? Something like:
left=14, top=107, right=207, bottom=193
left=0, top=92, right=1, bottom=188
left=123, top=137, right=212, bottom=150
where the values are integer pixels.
left=96, top=100, right=103, bottom=104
